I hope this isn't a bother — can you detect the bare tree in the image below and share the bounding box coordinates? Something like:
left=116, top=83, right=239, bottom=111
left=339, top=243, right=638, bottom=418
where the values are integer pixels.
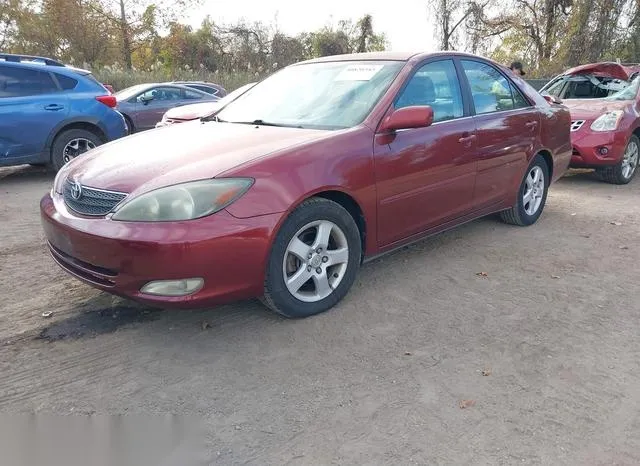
left=429, top=0, right=491, bottom=51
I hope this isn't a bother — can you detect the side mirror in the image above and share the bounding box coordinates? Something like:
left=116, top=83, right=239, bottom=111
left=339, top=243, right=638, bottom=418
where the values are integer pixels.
left=542, top=93, right=562, bottom=105
left=379, top=106, right=434, bottom=132
left=140, top=94, right=154, bottom=105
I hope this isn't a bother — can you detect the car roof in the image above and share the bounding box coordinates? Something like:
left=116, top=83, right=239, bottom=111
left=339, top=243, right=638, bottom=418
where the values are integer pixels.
left=0, top=58, right=92, bottom=76
left=115, top=82, right=213, bottom=99
left=297, top=50, right=503, bottom=66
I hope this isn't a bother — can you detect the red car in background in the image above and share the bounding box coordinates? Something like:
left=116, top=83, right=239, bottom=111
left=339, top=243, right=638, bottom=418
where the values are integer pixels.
left=156, top=82, right=256, bottom=127
left=41, top=52, right=571, bottom=318
left=541, top=62, right=640, bottom=184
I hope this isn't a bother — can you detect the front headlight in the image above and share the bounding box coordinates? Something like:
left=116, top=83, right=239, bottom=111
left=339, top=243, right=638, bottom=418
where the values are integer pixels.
left=52, top=165, right=70, bottom=195
left=590, top=111, right=623, bottom=132
left=111, top=178, right=253, bottom=222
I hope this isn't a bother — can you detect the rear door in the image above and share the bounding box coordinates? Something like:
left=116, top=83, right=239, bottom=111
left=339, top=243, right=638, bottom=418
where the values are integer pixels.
left=459, top=59, right=540, bottom=209
left=0, top=64, right=69, bottom=163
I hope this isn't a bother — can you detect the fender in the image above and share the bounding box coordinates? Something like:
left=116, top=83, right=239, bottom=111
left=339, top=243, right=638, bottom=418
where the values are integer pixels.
left=44, top=116, right=108, bottom=150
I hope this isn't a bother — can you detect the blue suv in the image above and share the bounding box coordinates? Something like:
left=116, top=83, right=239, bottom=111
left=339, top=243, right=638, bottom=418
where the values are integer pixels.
left=0, top=54, right=127, bottom=171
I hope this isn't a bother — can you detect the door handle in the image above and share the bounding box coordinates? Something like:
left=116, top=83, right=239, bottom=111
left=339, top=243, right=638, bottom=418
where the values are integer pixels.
left=44, top=104, right=64, bottom=111
left=458, top=133, right=476, bottom=145
left=525, top=121, right=538, bottom=130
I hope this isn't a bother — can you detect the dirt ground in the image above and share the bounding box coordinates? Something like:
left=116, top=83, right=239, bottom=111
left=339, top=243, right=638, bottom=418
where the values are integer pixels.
left=1, top=165, right=639, bottom=465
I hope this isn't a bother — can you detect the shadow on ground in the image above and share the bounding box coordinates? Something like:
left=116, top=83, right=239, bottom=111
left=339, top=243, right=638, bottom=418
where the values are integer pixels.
left=37, top=304, right=159, bottom=341
left=34, top=293, right=283, bottom=342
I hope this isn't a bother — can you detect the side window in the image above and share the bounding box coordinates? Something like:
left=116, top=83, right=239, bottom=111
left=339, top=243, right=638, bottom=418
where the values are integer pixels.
left=461, top=60, right=516, bottom=114
left=511, top=83, right=531, bottom=109
left=395, top=59, right=463, bottom=123
left=184, top=89, right=204, bottom=100
left=192, top=85, right=216, bottom=95
left=137, top=88, right=156, bottom=102
left=0, top=66, right=58, bottom=97
left=54, top=74, right=78, bottom=91
left=137, top=87, right=182, bottom=103
left=40, top=73, right=58, bottom=94
left=157, top=87, right=182, bottom=101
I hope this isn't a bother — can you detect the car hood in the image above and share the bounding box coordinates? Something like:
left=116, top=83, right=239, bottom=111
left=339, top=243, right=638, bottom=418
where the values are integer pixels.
left=564, top=62, right=638, bottom=81
left=562, top=98, right=631, bottom=120
left=164, top=101, right=221, bottom=121
left=65, top=122, right=331, bottom=195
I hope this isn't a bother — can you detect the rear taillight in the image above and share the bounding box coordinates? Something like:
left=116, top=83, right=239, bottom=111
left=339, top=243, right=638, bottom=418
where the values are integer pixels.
left=96, top=95, right=117, bottom=108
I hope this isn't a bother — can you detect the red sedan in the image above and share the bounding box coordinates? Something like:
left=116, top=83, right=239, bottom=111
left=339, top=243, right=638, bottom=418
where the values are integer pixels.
left=540, top=62, right=640, bottom=184
left=41, top=52, right=572, bottom=318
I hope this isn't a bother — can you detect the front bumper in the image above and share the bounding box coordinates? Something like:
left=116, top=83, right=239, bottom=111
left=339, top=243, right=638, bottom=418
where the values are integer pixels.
left=570, top=128, right=628, bottom=168
left=40, top=193, right=280, bottom=308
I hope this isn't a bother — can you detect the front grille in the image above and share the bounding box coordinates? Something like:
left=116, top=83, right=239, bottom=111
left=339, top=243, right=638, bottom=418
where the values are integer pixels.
left=63, top=180, right=127, bottom=216
left=571, top=120, right=585, bottom=132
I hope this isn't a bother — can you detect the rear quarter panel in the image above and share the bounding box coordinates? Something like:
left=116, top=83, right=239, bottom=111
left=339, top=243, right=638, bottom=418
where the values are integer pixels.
left=220, top=126, right=379, bottom=254
left=539, top=104, right=572, bottom=182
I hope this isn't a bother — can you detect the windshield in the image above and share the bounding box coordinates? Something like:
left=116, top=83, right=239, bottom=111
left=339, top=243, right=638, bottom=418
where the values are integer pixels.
left=216, top=82, right=256, bottom=107
left=217, top=61, right=405, bottom=130
left=606, top=76, right=640, bottom=101
left=544, top=75, right=631, bottom=99
left=115, top=84, right=151, bottom=100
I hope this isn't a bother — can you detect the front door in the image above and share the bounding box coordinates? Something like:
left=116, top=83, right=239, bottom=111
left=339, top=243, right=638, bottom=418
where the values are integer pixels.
left=374, top=59, right=478, bottom=247
left=134, top=87, right=186, bottom=130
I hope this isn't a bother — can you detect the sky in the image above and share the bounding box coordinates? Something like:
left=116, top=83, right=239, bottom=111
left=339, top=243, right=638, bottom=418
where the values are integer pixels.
left=188, top=0, right=438, bottom=52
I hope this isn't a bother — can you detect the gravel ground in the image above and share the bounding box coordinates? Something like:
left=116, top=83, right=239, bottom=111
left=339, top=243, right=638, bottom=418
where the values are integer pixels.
left=1, top=165, right=639, bottom=465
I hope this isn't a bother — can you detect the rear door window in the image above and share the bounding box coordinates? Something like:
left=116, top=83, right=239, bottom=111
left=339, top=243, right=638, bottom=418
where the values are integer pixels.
left=0, top=65, right=59, bottom=97
left=461, top=60, right=517, bottom=114
left=184, top=89, right=205, bottom=100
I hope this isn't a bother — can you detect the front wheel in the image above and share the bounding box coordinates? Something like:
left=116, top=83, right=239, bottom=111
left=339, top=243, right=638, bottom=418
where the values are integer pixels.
left=500, top=154, right=549, bottom=226
left=262, top=197, right=362, bottom=318
left=597, top=135, right=639, bottom=185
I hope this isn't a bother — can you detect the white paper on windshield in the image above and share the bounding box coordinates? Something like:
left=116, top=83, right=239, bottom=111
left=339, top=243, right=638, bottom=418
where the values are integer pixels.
left=335, top=64, right=383, bottom=81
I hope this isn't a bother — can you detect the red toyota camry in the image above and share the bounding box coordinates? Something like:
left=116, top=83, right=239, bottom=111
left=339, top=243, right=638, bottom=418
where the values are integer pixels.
left=41, top=52, right=572, bottom=318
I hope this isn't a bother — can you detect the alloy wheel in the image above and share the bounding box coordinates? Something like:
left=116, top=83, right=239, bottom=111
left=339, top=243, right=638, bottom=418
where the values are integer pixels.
left=62, top=138, right=96, bottom=164
left=621, top=140, right=639, bottom=180
left=282, top=220, right=349, bottom=303
left=523, top=165, right=545, bottom=216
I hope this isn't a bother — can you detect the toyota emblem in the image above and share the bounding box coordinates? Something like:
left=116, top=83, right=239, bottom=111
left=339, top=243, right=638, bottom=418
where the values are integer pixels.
left=70, top=181, right=82, bottom=200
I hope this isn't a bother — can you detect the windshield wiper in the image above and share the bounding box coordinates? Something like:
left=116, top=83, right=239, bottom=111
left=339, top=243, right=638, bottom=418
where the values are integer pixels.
left=232, top=119, right=302, bottom=128
left=200, top=114, right=226, bottom=123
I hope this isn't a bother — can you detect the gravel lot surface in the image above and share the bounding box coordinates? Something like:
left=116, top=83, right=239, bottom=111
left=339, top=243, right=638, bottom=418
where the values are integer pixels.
left=1, top=165, right=639, bottom=465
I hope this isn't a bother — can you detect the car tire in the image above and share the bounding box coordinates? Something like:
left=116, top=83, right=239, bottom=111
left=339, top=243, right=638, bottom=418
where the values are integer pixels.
left=262, top=197, right=362, bottom=318
left=596, top=135, right=639, bottom=185
left=123, top=114, right=135, bottom=134
left=51, top=129, right=103, bottom=172
left=500, top=154, right=550, bottom=226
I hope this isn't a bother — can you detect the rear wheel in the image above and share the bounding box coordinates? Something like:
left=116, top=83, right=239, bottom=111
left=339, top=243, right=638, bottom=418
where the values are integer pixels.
left=597, top=135, right=639, bottom=185
left=500, top=154, right=549, bottom=226
left=262, top=197, right=361, bottom=318
left=123, top=114, right=134, bottom=134
left=51, top=129, right=102, bottom=172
